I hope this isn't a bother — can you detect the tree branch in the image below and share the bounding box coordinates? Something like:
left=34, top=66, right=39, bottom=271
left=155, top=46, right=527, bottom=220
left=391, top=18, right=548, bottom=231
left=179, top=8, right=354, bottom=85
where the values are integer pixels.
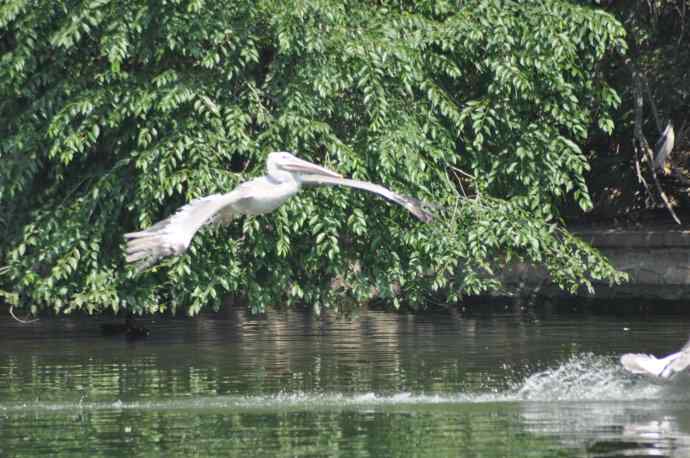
left=631, top=65, right=681, bottom=225
left=640, top=72, right=662, bottom=133
left=9, top=306, right=39, bottom=324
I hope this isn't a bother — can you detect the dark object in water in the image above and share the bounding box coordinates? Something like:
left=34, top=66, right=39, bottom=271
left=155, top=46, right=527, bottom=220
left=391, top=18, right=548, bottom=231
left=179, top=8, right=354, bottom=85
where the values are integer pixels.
left=101, top=316, right=150, bottom=339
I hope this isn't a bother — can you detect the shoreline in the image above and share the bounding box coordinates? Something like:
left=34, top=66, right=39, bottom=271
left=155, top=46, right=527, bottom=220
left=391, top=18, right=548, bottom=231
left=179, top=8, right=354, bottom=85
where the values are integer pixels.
left=501, top=226, right=690, bottom=300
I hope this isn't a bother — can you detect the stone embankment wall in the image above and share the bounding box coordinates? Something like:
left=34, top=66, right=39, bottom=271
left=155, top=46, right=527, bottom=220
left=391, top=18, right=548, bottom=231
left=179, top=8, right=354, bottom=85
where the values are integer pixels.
left=503, top=230, right=690, bottom=300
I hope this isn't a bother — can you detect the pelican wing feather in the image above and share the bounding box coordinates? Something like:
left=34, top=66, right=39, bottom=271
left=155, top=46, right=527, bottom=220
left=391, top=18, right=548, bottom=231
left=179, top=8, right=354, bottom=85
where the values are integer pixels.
left=620, top=350, right=690, bottom=379
left=300, top=175, right=434, bottom=223
left=125, top=190, right=245, bottom=271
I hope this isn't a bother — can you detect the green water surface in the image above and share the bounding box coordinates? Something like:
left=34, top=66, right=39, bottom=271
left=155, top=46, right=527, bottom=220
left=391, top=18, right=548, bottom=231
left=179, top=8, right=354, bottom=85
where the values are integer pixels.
left=2, top=306, right=690, bottom=457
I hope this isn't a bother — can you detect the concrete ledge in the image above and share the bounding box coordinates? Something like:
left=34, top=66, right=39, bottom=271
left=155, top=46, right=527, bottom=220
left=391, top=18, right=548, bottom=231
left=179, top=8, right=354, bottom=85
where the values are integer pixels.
left=575, top=229, right=690, bottom=249
left=503, top=229, right=690, bottom=300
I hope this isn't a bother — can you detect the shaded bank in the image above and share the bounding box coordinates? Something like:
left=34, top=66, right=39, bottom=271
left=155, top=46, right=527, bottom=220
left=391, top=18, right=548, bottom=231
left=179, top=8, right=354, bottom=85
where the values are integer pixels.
left=502, top=226, right=690, bottom=301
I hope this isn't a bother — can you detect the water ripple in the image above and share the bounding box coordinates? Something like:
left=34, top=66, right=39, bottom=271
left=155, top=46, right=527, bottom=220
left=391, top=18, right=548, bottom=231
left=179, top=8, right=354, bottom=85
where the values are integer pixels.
left=3, top=353, right=689, bottom=414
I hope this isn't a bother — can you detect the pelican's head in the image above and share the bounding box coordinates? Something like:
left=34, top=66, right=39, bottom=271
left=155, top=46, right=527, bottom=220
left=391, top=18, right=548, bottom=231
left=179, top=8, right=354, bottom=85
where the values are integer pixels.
left=266, top=151, right=342, bottom=181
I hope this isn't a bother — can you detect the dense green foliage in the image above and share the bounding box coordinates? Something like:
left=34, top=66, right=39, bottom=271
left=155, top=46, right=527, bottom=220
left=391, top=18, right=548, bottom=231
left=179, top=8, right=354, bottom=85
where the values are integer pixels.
left=1, top=0, right=627, bottom=315
left=621, top=0, right=689, bottom=124
left=584, top=0, right=690, bottom=218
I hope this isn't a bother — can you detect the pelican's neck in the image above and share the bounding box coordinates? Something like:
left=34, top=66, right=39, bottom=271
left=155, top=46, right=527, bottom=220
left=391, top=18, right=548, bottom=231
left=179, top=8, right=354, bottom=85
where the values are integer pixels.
left=262, top=171, right=301, bottom=204
left=266, top=168, right=300, bottom=186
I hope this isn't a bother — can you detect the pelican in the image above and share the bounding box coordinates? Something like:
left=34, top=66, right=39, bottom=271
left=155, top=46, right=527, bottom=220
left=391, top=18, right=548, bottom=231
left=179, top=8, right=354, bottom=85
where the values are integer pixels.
left=621, top=338, right=690, bottom=379
left=653, top=121, right=675, bottom=174
left=125, top=152, right=434, bottom=270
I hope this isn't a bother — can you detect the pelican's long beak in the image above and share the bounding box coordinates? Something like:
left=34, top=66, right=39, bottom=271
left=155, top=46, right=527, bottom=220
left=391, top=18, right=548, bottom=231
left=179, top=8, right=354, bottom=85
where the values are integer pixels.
left=283, top=157, right=343, bottom=178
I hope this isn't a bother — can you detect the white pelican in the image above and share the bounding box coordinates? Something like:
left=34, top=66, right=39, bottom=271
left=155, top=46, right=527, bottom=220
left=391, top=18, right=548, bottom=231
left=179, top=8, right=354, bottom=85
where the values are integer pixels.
left=621, top=339, right=690, bottom=379
left=125, top=152, right=434, bottom=270
left=653, top=121, right=675, bottom=173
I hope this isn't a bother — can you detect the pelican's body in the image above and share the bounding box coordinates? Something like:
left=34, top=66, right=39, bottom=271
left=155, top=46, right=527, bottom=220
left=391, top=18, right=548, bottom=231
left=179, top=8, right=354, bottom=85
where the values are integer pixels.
left=229, top=176, right=300, bottom=215
left=125, top=152, right=433, bottom=270
left=621, top=338, right=690, bottom=379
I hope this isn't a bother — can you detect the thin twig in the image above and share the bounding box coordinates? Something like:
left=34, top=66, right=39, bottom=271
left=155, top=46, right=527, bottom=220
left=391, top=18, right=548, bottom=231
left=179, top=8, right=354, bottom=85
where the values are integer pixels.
left=630, top=61, right=656, bottom=200
left=676, top=0, right=686, bottom=48
left=448, top=165, right=477, bottom=180
left=644, top=143, right=680, bottom=224
left=640, top=72, right=662, bottom=133
left=449, top=167, right=468, bottom=198
left=448, top=165, right=480, bottom=199
left=634, top=146, right=654, bottom=202
left=9, top=306, right=39, bottom=324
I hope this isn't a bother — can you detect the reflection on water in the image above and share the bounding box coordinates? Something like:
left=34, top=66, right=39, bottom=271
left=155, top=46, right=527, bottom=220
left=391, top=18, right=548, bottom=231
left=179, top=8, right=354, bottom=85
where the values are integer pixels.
left=2, top=306, right=690, bottom=456
left=518, top=354, right=690, bottom=457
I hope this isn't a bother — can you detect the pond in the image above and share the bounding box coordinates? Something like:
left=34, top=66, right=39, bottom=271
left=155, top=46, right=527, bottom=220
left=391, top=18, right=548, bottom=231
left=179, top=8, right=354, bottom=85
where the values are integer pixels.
left=1, top=304, right=690, bottom=457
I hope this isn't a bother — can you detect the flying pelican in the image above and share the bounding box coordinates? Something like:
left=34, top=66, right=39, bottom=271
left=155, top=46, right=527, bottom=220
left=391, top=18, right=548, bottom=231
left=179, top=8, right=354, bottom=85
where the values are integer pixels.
left=125, top=152, right=434, bottom=270
left=621, top=338, right=690, bottom=379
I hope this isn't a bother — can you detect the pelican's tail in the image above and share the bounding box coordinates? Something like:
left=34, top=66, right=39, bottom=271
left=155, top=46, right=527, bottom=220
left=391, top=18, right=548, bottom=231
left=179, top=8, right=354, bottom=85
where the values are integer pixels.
left=124, top=228, right=184, bottom=273
left=620, top=351, right=689, bottom=379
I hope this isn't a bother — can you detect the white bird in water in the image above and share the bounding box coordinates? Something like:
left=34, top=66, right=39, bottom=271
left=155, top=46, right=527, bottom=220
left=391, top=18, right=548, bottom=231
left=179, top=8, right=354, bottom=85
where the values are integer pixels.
left=621, top=338, right=690, bottom=379
left=125, top=152, right=434, bottom=270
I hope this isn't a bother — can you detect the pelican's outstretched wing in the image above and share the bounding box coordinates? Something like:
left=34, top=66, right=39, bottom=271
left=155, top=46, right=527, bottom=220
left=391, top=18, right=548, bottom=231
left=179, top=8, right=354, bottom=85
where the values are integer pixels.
left=300, top=175, right=434, bottom=223
left=125, top=190, right=244, bottom=271
left=621, top=348, right=690, bottom=379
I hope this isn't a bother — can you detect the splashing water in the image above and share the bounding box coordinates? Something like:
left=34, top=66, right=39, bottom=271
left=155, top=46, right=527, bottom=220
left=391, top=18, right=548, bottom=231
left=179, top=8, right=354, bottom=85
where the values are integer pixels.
left=514, top=352, right=690, bottom=402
